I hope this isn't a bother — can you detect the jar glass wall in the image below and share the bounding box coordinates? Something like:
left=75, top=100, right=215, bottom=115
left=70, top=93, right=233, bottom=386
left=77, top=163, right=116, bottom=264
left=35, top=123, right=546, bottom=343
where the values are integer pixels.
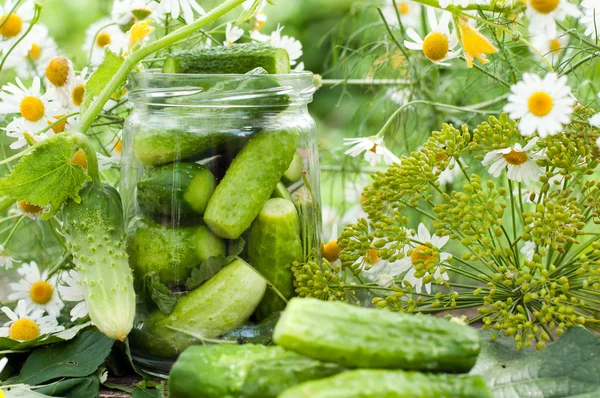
left=121, top=72, right=321, bottom=372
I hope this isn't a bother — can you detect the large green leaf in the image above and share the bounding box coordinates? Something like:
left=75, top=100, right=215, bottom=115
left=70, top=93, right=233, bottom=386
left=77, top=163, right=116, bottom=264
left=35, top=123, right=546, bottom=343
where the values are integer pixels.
left=0, top=322, right=92, bottom=353
left=0, top=135, right=90, bottom=219
left=35, top=376, right=99, bottom=398
left=471, top=326, right=600, bottom=397
left=8, top=330, right=114, bottom=386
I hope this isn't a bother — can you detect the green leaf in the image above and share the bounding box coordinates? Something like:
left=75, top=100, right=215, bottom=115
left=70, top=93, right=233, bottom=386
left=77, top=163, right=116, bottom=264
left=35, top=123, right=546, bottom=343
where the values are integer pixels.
left=132, top=386, right=164, bottom=398
left=0, top=135, right=90, bottom=219
left=82, top=49, right=125, bottom=113
left=471, top=326, right=600, bottom=397
left=0, top=322, right=93, bottom=353
left=8, top=329, right=114, bottom=386
left=35, top=376, right=100, bottom=398
left=186, top=238, right=245, bottom=290
left=145, top=273, right=176, bottom=315
left=2, top=385, right=54, bottom=397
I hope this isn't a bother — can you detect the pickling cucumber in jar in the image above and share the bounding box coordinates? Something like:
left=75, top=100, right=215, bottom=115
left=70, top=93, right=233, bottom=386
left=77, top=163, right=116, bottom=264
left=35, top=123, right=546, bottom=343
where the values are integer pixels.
left=122, top=54, right=320, bottom=370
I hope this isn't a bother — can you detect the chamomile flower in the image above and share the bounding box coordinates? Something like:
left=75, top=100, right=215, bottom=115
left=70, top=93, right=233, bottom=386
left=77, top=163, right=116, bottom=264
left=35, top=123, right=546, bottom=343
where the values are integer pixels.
left=8, top=262, right=64, bottom=318
left=0, top=245, right=15, bottom=270
left=504, top=72, right=574, bottom=137
left=83, top=18, right=128, bottom=65
left=404, top=9, right=459, bottom=65
left=2, top=118, right=49, bottom=149
left=16, top=200, right=44, bottom=217
left=243, top=0, right=267, bottom=31
left=160, top=0, right=205, bottom=25
left=531, top=33, right=566, bottom=63
left=112, top=0, right=159, bottom=25
left=0, top=300, right=64, bottom=341
left=66, top=68, right=90, bottom=109
left=0, top=77, right=59, bottom=134
left=344, top=136, right=400, bottom=166
left=58, top=270, right=89, bottom=322
left=581, top=0, right=600, bottom=39
left=0, top=0, right=35, bottom=47
left=261, top=24, right=303, bottom=66
left=381, top=0, right=421, bottom=29
left=481, top=137, right=545, bottom=183
left=223, top=23, right=244, bottom=46
left=322, top=224, right=342, bottom=263
left=3, top=24, right=58, bottom=79
left=45, top=56, right=75, bottom=107
left=457, top=17, right=497, bottom=68
left=525, top=0, right=580, bottom=38
left=391, top=223, right=451, bottom=294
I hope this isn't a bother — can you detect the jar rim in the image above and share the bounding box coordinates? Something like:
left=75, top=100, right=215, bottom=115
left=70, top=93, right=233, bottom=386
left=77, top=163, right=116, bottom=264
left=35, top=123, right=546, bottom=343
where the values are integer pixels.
left=128, top=71, right=316, bottom=108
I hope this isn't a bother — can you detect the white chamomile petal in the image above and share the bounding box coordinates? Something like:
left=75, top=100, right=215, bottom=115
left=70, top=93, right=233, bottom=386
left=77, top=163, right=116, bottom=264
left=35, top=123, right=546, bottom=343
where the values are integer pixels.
left=8, top=262, right=64, bottom=318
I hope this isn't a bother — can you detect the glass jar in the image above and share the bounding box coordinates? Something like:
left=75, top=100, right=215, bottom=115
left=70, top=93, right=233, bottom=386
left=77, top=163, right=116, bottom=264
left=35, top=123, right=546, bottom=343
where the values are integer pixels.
left=121, top=71, right=321, bottom=373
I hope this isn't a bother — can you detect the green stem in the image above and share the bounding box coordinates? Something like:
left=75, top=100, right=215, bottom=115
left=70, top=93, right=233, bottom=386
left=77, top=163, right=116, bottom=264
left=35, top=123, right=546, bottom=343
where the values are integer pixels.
left=78, top=0, right=247, bottom=133
left=2, top=215, right=25, bottom=247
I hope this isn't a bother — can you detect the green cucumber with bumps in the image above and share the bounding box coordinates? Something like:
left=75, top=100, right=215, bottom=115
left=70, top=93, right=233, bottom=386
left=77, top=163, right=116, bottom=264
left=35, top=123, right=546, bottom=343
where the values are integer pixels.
left=163, top=43, right=291, bottom=74
left=248, top=198, right=302, bottom=320
left=204, top=130, right=298, bottom=239
left=168, top=344, right=344, bottom=398
left=137, top=162, right=217, bottom=217
left=273, top=298, right=481, bottom=373
left=62, top=182, right=135, bottom=341
left=134, top=258, right=266, bottom=357
left=278, top=370, right=492, bottom=398
left=128, top=218, right=226, bottom=285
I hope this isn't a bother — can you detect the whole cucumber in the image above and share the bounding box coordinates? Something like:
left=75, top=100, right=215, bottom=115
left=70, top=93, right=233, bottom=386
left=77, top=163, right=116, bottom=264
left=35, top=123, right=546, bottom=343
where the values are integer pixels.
left=127, top=218, right=226, bottom=285
left=273, top=298, right=481, bottom=373
left=133, top=258, right=266, bottom=357
left=137, top=162, right=217, bottom=217
left=248, top=198, right=302, bottom=320
left=278, top=370, right=491, bottom=398
left=204, top=130, right=298, bottom=239
left=168, top=345, right=343, bottom=398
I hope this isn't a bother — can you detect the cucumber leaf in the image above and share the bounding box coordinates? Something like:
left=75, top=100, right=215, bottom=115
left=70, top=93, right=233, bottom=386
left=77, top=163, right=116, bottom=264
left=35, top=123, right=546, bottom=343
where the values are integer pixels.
left=7, top=329, right=114, bottom=386
left=0, top=135, right=90, bottom=219
left=142, top=273, right=176, bottom=315
left=186, top=238, right=245, bottom=290
left=81, top=49, right=125, bottom=113
left=471, top=326, right=600, bottom=397
left=0, top=322, right=92, bottom=353
left=35, top=376, right=100, bottom=398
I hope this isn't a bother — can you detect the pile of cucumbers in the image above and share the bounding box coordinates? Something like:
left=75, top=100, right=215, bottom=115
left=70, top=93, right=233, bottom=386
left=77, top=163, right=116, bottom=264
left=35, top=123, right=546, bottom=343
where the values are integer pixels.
left=127, top=44, right=313, bottom=358
left=168, top=298, right=492, bottom=398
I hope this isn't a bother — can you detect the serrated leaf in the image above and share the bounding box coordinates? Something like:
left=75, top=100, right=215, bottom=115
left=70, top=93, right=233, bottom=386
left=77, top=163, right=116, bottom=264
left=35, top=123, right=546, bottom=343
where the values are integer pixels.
left=471, top=326, right=600, bottom=397
left=185, top=238, right=246, bottom=290
left=82, top=49, right=125, bottom=113
left=0, top=322, right=93, bottom=352
left=8, top=329, right=114, bottom=386
left=236, top=0, right=265, bottom=24
left=0, top=136, right=90, bottom=219
left=144, top=273, right=176, bottom=315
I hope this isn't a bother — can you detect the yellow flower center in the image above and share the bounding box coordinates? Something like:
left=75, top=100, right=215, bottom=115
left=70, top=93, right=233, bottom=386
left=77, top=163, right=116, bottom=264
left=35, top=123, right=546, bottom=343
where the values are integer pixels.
left=46, top=56, right=71, bottom=88
left=30, top=281, right=54, bottom=304
left=398, top=3, right=411, bottom=15
left=411, top=245, right=434, bottom=262
left=530, top=0, right=560, bottom=14
left=365, top=249, right=380, bottom=265
left=503, top=149, right=529, bottom=166
left=114, top=139, right=123, bottom=153
left=28, top=43, right=41, bottom=60
left=71, top=149, right=88, bottom=170
left=20, top=96, right=45, bottom=122
left=422, top=32, right=449, bottom=62
left=49, top=115, right=67, bottom=134
left=72, top=84, right=85, bottom=107
left=549, top=39, right=561, bottom=53
left=322, top=240, right=341, bottom=262
left=18, top=200, right=43, bottom=214
left=528, top=91, right=553, bottom=117
left=9, top=318, right=40, bottom=341
left=96, top=32, right=112, bottom=48
left=129, top=19, right=154, bottom=48
left=0, top=13, right=22, bottom=38
left=255, top=11, right=266, bottom=30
